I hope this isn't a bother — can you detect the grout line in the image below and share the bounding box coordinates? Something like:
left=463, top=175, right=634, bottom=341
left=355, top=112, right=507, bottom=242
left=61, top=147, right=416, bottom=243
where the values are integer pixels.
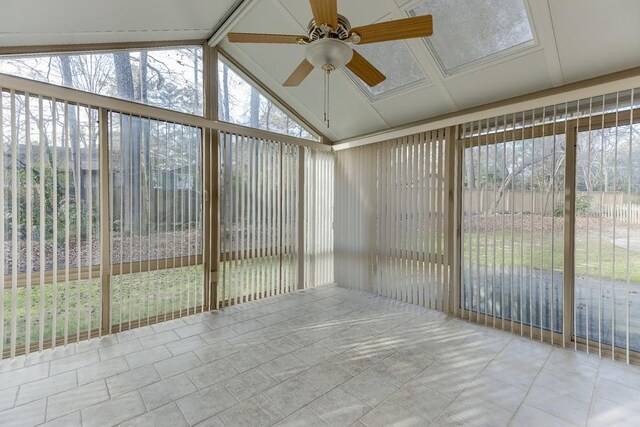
left=505, top=344, right=554, bottom=426
left=586, top=356, right=603, bottom=421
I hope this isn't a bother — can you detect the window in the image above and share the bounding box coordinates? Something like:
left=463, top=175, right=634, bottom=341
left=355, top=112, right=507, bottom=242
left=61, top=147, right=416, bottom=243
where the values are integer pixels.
left=574, top=91, right=640, bottom=353
left=348, top=40, right=427, bottom=99
left=411, top=0, right=535, bottom=75
left=0, top=46, right=204, bottom=115
left=461, top=114, right=565, bottom=333
left=217, top=56, right=319, bottom=141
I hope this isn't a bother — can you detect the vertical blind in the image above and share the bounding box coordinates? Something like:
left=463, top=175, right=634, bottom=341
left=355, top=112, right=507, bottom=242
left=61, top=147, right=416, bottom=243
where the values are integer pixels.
left=376, top=131, right=449, bottom=308
left=108, top=113, right=203, bottom=332
left=0, top=72, right=333, bottom=360
left=335, top=144, right=377, bottom=292
left=218, top=132, right=299, bottom=306
left=460, top=88, right=640, bottom=359
left=334, top=130, right=450, bottom=304
left=573, top=89, right=640, bottom=361
left=461, top=111, right=566, bottom=341
left=2, top=90, right=101, bottom=358
left=304, top=148, right=334, bottom=288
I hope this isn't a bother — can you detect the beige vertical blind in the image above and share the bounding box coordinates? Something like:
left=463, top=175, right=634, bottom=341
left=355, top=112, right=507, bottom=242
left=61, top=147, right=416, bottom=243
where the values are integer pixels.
left=459, top=89, right=640, bottom=360
left=334, top=130, right=449, bottom=302
left=573, top=89, right=640, bottom=362
left=304, top=148, right=334, bottom=288
left=2, top=90, right=101, bottom=358
left=0, top=71, right=329, bottom=360
left=108, top=113, right=203, bottom=332
left=218, top=132, right=299, bottom=306
left=334, top=144, right=377, bottom=292
left=376, top=131, right=448, bottom=308
left=460, top=110, right=566, bottom=342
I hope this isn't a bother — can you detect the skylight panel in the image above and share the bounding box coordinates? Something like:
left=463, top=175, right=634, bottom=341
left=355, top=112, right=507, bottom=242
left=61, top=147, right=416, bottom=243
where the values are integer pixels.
left=348, top=40, right=428, bottom=99
left=411, top=0, right=535, bottom=75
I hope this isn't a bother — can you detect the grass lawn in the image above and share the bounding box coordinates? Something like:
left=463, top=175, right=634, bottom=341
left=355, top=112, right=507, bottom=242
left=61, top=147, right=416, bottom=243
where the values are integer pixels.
left=2, top=256, right=294, bottom=351
left=463, top=231, right=640, bottom=284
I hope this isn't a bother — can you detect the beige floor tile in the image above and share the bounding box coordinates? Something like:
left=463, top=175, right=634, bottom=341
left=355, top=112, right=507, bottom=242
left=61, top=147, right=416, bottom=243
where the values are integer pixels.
left=46, top=380, right=110, bottom=420
left=154, top=351, right=202, bottom=379
left=176, top=382, right=238, bottom=425
left=16, top=371, right=77, bottom=405
left=223, top=367, right=278, bottom=401
left=125, top=345, right=172, bottom=369
left=77, top=357, right=129, bottom=385
left=106, top=365, right=161, bottom=397
left=0, top=399, right=46, bottom=427
left=359, top=400, right=426, bottom=427
left=219, top=394, right=286, bottom=427
left=81, top=390, right=146, bottom=427
left=139, top=374, right=196, bottom=410
left=511, top=404, right=576, bottom=427
left=0, top=362, right=50, bottom=390
left=121, top=402, right=188, bottom=427
left=308, top=388, right=372, bottom=426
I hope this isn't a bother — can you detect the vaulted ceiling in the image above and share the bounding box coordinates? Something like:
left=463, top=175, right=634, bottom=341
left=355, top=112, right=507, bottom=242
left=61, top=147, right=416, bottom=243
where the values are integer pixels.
left=0, top=0, right=241, bottom=44
left=3, top=0, right=640, bottom=142
left=220, top=0, right=640, bottom=141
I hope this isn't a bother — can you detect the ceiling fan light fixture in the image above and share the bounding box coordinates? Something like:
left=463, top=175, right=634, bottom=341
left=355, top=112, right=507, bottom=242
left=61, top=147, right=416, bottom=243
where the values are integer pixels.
left=305, top=38, right=353, bottom=69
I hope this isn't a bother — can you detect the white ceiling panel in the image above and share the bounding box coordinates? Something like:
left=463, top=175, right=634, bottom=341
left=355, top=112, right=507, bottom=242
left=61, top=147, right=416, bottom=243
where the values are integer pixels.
left=372, top=86, right=450, bottom=127
left=549, top=0, right=640, bottom=83
left=278, top=0, right=391, bottom=30
left=0, top=0, right=238, bottom=45
left=223, top=38, right=389, bottom=140
left=444, top=49, right=552, bottom=109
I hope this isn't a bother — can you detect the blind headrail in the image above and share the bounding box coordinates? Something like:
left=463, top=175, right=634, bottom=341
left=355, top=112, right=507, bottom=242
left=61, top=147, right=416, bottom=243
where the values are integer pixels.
left=0, top=72, right=331, bottom=151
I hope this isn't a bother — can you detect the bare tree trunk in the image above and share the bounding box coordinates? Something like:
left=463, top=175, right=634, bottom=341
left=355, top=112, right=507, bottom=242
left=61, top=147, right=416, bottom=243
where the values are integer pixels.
left=192, top=49, right=200, bottom=114
left=59, top=56, right=85, bottom=224
left=139, top=52, right=152, bottom=233
left=114, top=52, right=141, bottom=234
left=492, top=149, right=557, bottom=213
left=221, top=64, right=230, bottom=122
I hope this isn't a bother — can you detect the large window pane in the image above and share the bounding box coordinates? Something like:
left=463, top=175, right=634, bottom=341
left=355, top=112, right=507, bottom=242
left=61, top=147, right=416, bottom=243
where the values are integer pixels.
left=462, top=114, right=564, bottom=334
left=217, top=57, right=318, bottom=141
left=219, top=133, right=299, bottom=304
left=574, top=91, right=640, bottom=353
left=411, top=0, right=534, bottom=74
left=0, top=47, right=203, bottom=115
left=109, top=114, right=203, bottom=327
left=2, top=91, right=100, bottom=354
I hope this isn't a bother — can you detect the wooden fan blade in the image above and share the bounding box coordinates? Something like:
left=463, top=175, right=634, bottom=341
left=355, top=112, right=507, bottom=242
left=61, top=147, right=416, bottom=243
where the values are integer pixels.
left=346, top=51, right=386, bottom=87
left=283, top=59, right=314, bottom=87
left=227, top=33, right=305, bottom=44
left=350, top=15, right=433, bottom=44
left=309, top=0, right=338, bottom=29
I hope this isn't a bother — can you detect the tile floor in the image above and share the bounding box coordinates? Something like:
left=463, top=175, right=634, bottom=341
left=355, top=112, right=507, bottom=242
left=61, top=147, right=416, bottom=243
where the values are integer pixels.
left=1, top=284, right=640, bottom=426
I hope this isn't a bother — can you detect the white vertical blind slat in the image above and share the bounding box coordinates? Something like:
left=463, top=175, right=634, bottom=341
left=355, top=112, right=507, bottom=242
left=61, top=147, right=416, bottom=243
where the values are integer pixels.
left=38, top=97, right=46, bottom=351
left=0, top=89, right=4, bottom=358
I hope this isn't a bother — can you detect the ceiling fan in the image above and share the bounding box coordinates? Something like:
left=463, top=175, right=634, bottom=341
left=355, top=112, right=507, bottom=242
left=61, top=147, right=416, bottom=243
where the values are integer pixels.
left=226, top=0, right=433, bottom=126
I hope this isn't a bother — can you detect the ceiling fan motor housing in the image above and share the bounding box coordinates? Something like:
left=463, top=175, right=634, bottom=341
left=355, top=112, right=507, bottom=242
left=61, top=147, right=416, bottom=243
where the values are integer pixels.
left=307, top=14, right=351, bottom=41
left=305, top=38, right=353, bottom=69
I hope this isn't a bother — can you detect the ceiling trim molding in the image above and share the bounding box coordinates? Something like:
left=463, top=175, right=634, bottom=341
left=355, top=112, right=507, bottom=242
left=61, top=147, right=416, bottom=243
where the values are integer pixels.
left=208, top=0, right=259, bottom=47
left=527, top=0, right=564, bottom=86
left=0, top=39, right=206, bottom=56
left=333, top=65, right=640, bottom=150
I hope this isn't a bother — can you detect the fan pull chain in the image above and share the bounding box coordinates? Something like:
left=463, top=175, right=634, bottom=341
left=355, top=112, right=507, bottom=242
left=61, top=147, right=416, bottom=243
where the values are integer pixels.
left=323, top=65, right=334, bottom=128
